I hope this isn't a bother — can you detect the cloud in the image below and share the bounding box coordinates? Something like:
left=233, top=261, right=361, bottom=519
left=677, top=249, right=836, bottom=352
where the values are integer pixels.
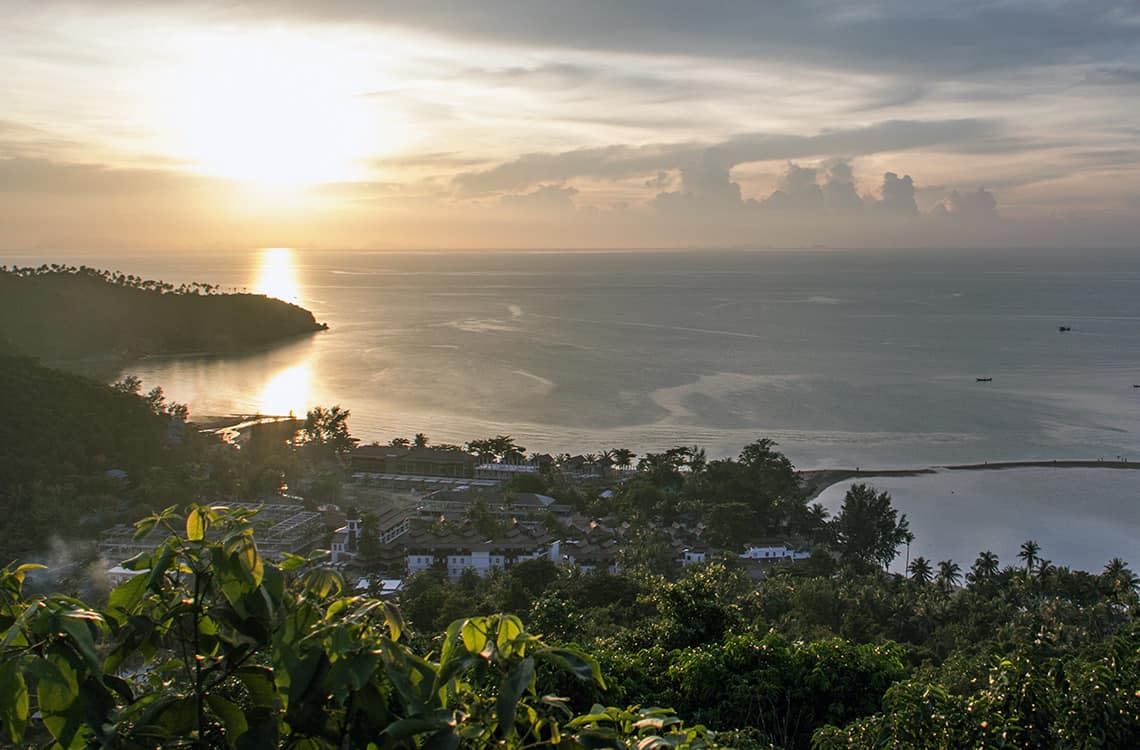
left=454, top=119, right=1005, bottom=194
left=1083, top=67, right=1140, bottom=85
left=760, top=163, right=823, bottom=213
left=500, top=184, right=579, bottom=212
left=821, top=160, right=865, bottom=213
left=874, top=172, right=919, bottom=215
left=375, top=151, right=490, bottom=169
left=932, top=188, right=998, bottom=219
left=62, top=1, right=1140, bottom=80
left=0, top=157, right=202, bottom=193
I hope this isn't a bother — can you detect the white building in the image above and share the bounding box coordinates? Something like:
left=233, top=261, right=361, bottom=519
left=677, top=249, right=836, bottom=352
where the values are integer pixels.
left=679, top=548, right=709, bottom=566
left=740, top=544, right=811, bottom=561
left=330, top=518, right=362, bottom=563
left=446, top=549, right=507, bottom=578
left=474, top=463, right=539, bottom=480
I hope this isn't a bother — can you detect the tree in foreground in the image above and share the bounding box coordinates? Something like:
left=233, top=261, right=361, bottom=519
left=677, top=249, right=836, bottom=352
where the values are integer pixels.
left=0, top=506, right=715, bottom=749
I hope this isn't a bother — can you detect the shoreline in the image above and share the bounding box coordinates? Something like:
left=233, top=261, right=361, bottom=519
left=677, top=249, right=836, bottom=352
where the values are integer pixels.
left=801, top=459, right=1140, bottom=501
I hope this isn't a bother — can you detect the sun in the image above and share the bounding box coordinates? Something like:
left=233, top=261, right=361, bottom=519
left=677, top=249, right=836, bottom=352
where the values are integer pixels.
left=164, top=32, right=401, bottom=187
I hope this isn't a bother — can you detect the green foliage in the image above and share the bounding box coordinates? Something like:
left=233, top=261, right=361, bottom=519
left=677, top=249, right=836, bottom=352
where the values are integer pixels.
left=829, top=483, right=911, bottom=573
left=814, top=624, right=1140, bottom=749
left=0, top=506, right=717, bottom=749
left=0, top=356, right=317, bottom=564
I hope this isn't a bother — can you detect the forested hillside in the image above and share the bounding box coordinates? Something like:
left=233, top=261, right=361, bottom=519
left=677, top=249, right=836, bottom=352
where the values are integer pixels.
left=0, top=355, right=307, bottom=564
left=0, top=265, right=325, bottom=361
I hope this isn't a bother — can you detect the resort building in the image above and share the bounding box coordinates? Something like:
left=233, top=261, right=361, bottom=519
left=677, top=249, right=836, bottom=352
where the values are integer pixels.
left=97, top=502, right=325, bottom=563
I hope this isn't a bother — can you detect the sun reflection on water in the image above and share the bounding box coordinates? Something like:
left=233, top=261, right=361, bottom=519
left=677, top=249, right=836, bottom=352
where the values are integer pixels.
left=257, top=361, right=313, bottom=417
left=253, top=247, right=303, bottom=304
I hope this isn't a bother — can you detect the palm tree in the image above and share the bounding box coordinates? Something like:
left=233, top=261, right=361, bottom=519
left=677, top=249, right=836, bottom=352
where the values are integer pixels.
left=804, top=503, right=830, bottom=539
left=611, top=448, right=636, bottom=470
left=1103, top=558, right=1140, bottom=594
left=936, top=560, right=962, bottom=592
left=412, top=433, right=429, bottom=448
left=968, top=550, right=1000, bottom=585
left=1018, top=540, right=1041, bottom=574
left=908, top=556, right=933, bottom=584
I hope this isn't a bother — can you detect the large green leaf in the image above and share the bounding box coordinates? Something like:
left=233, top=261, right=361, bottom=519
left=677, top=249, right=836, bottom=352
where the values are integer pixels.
left=540, top=647, right=607, bottom=689
left=206, top=693, right=249, bottom=747
left=227, top=532, right=264, bottom=588
left=186, top=506, right=207, bottom=541
left=36, top=656, right=78, bottom=714
left=496, top=615, right=524, bottom=654
left=496, top=656, right=535, bottom=738
left=302, top=567, right=343, bottom=599
left=236, top=665, right=278, bottom=709
left=0, top=663, right=28, bottom=743
left=107, top=572, right=149, bottom=615
left=460, top=618, right=489, bottom=655
left=57, top=611, right=103, bottom=673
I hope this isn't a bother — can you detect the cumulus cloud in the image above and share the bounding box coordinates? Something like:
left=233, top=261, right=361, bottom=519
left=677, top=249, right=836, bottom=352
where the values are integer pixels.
left=874, top=172, right=919, bottom=215
left=453, top=119, right=1004, bottom=194
left=650, top=153, right=743, bottom=214
left=761, top=163, right=823, bottom=213
left=821, top=160, right=865, bottom=213
left=931, top=188, right=998, bottom=219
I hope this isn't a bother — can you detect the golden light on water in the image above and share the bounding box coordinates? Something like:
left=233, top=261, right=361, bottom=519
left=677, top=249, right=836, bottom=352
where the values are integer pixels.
left=257, top=361, right=313, bottom=417
left=253, top=247, right=302, bottom=304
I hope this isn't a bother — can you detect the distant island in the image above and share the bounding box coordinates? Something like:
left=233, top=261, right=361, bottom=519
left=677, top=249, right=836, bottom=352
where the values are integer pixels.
left=0, top=264, right=327, bottom=363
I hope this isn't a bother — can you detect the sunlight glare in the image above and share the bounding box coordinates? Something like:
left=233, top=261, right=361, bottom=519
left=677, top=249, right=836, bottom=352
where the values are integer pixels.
left=253, top=247, right=303, bottom=304
left=257, top=361, right=313, bottom=418
left=166, top=31, right=405, bottom=186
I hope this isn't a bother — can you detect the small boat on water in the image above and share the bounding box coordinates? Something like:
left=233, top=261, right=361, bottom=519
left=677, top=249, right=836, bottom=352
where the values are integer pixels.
left=976, top=377, right=993, bottom=382
left=1058, top=326, right=1071, bottom=332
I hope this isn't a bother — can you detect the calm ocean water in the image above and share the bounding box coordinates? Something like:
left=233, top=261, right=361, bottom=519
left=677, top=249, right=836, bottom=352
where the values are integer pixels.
left=10, top=246, right=1140, bottom=568
left=17, top=247, right=1140, bottom=470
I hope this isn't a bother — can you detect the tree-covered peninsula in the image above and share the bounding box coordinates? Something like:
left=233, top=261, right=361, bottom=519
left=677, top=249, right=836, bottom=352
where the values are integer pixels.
left=0, top=264, right=326, bottom=362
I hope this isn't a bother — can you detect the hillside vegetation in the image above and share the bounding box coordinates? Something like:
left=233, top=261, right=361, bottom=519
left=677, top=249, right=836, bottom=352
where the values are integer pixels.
left=0, top=265, right=326, bottom=361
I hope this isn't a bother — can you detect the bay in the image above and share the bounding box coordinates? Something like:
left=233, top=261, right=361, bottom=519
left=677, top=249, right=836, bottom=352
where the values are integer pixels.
left=13, top=246, right=1137, bottom=470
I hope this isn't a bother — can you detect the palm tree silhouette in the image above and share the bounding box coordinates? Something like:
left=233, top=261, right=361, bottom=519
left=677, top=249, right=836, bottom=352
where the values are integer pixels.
left=610, top=448, right=636, bottom=470
left=908, top=556, right=933, bottom=584
left=1018, top=540, right=1041, bottom=574
left=1103, top=558, right=1139, bottom=593
left=967, top=550, right=1000, bottom=585
left=937, top=560, right=962, bottom=592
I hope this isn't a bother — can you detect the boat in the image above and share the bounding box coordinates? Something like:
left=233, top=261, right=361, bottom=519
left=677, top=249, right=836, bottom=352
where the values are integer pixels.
left=976, top=377, right=992, bottom=382
left=1058, top=326, right=1071, bottom=332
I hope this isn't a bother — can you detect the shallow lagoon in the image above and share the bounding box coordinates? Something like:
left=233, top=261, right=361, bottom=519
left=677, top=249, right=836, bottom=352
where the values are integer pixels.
left=815, top=467, right=1140, bottom=572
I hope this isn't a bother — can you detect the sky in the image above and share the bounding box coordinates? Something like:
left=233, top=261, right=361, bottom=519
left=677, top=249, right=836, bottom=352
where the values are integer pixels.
left=2, top=1, right=1139, bottom=251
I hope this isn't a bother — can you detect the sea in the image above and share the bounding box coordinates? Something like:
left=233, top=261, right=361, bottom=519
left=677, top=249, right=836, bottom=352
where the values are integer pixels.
left=9, top=246, right=1140, bottom=570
